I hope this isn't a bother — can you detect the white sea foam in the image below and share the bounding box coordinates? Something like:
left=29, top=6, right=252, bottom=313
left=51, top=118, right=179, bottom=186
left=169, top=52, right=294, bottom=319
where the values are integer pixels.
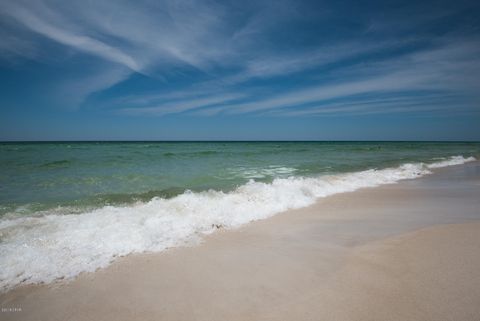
left=426, top=155, right=476, bottom=168
left=226, top=165, right=298, bottom=179
left=0, top=155, right=476, bottom=292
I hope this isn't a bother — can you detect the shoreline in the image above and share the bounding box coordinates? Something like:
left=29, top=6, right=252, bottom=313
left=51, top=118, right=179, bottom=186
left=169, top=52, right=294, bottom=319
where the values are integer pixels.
left=0, top=155, right=476, bottom=293
left=1, top=161, right=480, bottom=320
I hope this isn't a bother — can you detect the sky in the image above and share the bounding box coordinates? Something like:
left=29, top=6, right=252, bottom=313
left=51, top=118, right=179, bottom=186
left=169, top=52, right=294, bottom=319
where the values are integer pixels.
left=0, top=0, right=479, bottom=141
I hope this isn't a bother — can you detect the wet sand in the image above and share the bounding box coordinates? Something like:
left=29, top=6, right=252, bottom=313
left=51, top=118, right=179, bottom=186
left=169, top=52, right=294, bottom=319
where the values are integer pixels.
left=1, top=162, right=480, bottom=321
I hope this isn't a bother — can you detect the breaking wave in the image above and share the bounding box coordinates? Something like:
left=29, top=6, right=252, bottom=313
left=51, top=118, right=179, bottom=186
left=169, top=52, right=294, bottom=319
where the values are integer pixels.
left=0, top=155, right=475, bottom=292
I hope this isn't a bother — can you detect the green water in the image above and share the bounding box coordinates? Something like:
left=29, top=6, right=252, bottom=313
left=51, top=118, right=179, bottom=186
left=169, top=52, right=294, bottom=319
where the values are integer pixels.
left=1, top=141, right=479, bottom=216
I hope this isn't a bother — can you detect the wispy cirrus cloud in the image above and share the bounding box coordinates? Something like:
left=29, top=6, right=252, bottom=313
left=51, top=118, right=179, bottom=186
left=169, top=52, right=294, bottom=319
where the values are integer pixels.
left=120, top=93, right=245, bottom=116
left=270, top=92, right=467, bottom=117
left=192, top=37, right=480, bottom=117
left=0, top=0, right=296, bottom=108
left=3, top=5, right=141, bottom=72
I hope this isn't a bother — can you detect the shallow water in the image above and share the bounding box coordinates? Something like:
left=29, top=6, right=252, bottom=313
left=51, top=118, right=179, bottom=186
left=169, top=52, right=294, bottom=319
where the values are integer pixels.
left=0, top=141, right=479, bottom=291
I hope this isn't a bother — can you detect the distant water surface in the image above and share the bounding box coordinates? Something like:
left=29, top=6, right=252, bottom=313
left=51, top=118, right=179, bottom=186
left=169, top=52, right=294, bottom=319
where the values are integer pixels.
left=1, top=141, right=479, bottom=216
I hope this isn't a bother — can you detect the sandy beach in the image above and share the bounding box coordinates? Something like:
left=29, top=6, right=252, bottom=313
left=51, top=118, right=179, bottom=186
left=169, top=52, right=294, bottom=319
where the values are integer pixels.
left=1, top=161, right=480, bottom=321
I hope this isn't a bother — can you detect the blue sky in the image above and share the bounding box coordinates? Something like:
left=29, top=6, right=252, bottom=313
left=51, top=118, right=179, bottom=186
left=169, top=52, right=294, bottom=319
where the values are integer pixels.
left=0, top=0, right=479, bottom=140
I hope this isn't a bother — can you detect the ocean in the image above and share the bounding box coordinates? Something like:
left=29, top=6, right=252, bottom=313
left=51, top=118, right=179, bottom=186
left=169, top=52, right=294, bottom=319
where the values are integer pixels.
left=0, top=141, right=479, bottom=291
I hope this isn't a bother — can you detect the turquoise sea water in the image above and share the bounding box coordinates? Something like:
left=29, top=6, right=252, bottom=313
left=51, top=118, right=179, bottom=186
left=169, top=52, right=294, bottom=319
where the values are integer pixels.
left=1, top=141, right=479, bottom=217
left=1, top=141, right=479, bottom=292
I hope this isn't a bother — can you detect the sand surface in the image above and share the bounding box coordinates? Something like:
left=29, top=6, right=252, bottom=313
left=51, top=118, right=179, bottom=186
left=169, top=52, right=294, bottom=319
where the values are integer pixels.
left=1, top=162, right=480, bottom=321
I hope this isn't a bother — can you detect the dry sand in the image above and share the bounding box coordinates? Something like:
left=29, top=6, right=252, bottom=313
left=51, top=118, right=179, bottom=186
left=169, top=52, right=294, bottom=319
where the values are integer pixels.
left=1, top=162, right=480, bottom=321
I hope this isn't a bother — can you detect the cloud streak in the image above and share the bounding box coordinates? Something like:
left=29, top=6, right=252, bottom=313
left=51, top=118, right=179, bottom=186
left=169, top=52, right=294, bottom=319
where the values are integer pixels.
left=1, top=2, right=140, bottom=71
left=197, top=37, right=480, bottom=116
left=120, top=93, right=245, bottom=116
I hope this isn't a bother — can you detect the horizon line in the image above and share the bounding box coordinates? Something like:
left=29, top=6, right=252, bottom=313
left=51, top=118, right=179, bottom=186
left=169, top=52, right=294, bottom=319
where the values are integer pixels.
left=1, top=140, right=479, bottom=143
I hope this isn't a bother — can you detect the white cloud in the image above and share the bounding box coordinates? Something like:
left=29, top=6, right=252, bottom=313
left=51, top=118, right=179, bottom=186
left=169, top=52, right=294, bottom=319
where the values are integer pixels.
left=53, top=65, right=132, bottom=109
left=120, top=93, right=245, bottom=116
left=2, top=2, right=141, bottom=71
left=203, top=38, right=480, bottom=116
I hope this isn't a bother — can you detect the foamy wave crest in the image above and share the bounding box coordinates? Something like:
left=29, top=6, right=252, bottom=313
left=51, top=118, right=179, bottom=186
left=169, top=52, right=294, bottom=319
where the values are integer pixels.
left=426, top=155, right=476, bottom=168
left=0, top=155, right=475, bottom=292
left=226, top=165, right=298, bottom=179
